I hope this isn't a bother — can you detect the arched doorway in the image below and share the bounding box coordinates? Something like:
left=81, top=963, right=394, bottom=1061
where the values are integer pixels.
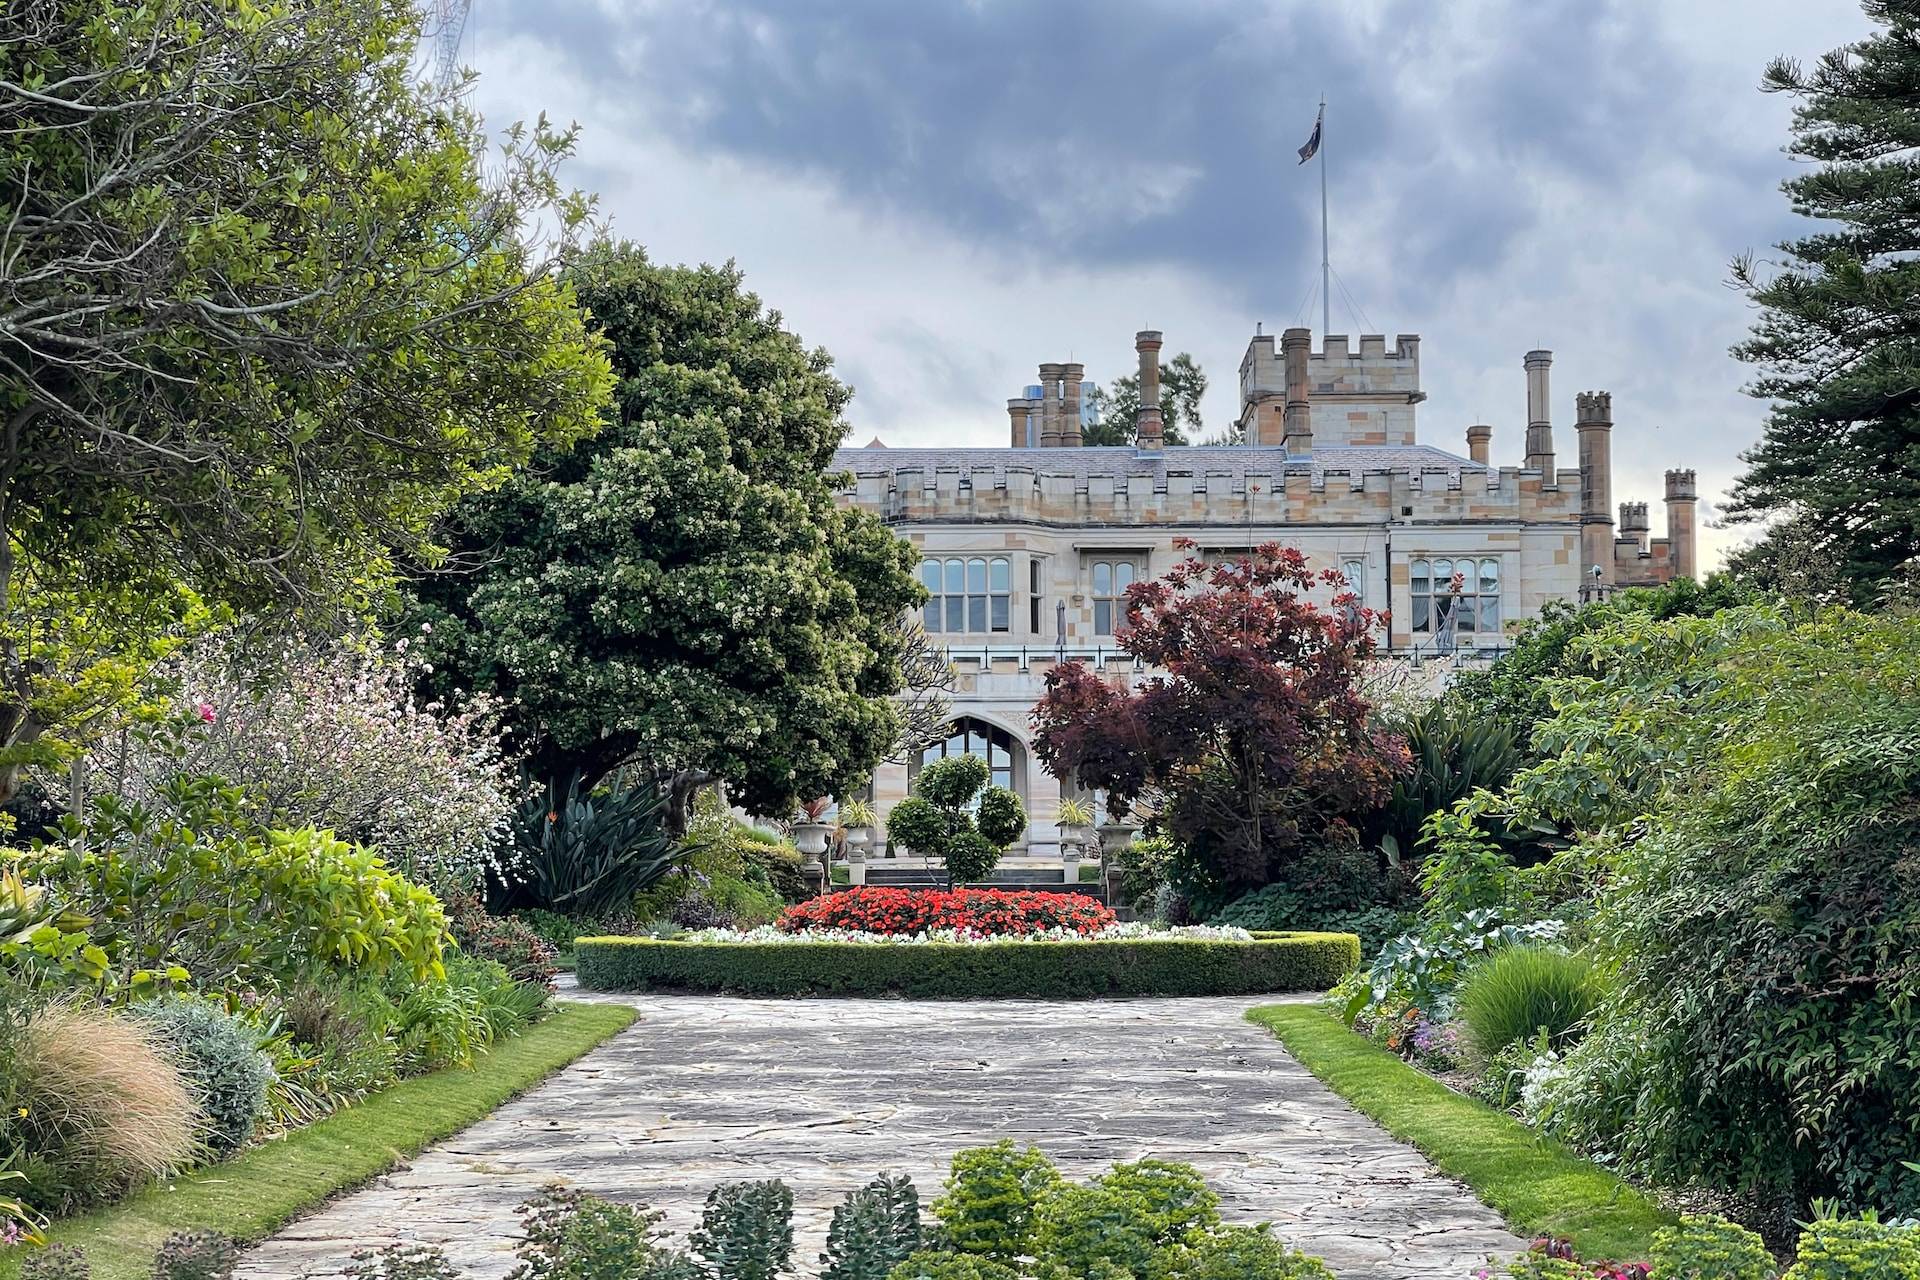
left=912, top=717, right=1022, bottom=802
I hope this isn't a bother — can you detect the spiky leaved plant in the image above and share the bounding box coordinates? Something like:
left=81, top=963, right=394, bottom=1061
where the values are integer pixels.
left=820, top=1175, right=924, bottom=1280
left=692, top=1180, right=794, bottom=1280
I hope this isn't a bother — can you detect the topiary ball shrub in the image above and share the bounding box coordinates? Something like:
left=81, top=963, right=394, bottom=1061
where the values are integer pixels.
left=885, top=756, right=1026, bottom=887
left=1648, top=1214, right=1775, bottom=1280
left=151, top=1230, right=240, bottom=1280
left=1455, top=945, right=1606, bottom=1063
left=136, top=996, right=275, bottom=1157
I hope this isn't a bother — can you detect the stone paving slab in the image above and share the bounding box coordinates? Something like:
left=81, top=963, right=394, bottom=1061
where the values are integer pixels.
left=238, top=989, right=1522, bottom=1280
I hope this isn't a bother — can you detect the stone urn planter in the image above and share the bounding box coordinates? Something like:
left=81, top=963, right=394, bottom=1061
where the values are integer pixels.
left=843, top=826, right=871, bottom=862
left=1098, top=822, right=1139, bottom=859
left=791, top=821, right=832, bottom=865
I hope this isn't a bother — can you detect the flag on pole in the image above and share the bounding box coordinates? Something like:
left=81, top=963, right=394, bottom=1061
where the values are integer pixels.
left=1297, top=105, right=1323, bottom=164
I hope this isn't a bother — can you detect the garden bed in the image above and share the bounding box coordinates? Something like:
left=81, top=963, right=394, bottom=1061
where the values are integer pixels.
left=574, top=930, right=1358, bottom=997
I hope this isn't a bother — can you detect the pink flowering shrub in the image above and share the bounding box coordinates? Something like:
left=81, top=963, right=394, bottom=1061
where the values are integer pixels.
left=99, top=634, right=524, bottom=889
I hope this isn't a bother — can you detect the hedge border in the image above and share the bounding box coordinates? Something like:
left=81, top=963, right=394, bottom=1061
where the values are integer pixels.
left=1246, top=1004, right=1672, bottom=1261
left=574, top=932, right=1358, bottom=998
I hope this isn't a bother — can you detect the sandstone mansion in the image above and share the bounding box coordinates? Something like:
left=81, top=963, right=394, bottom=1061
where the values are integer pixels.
left=834, top=325, right=1698, bottom=858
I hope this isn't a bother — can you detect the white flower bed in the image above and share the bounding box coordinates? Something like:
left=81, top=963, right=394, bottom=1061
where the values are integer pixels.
left=669, top=922, right=1257, bottom=946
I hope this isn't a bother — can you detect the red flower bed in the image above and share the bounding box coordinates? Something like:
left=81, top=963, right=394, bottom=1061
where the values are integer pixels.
left=779, top=886, right=1116, bottom=937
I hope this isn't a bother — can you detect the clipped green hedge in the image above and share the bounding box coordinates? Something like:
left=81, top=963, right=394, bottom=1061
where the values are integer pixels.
left=574, top=932, right=1358, bottom=998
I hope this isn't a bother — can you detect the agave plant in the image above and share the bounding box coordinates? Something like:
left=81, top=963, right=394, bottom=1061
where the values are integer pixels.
left=512, top=772, right=681, bottom=916
left=836, top=799, right=878, bottom=831
left=1055, top=797, right=1095, bottom=829
left=1373, top=700, right=1521, bottom=866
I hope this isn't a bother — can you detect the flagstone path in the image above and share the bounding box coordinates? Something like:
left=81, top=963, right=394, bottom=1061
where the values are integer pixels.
left=239, top=987, right=1522, bottom=1280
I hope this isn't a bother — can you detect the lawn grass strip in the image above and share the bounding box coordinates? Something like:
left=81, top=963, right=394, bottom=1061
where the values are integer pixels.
left=1245, top=1004, right=1672, bottom=1262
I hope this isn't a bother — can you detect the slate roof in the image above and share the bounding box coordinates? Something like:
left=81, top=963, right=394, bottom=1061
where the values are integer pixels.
left=832, top=444, right=1484, bottom=480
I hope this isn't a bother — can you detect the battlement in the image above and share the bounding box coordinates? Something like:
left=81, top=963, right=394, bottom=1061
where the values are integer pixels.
left=1665, top=468, right=1697, bottom=501
left=1575, top=390, right=1613, bottom=425
left=1239, top=329, right=1424, bottom=449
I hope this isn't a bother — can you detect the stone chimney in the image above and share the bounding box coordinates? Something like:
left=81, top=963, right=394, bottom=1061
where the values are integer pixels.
left=1523, top=350, right=1555, bottom=475
left=1665, top=469, right=1699, bottom=582
left=1466, top=424, right=1492, bottom=465
left=1038, top=361, right=1064, bottom=448
left=1008, top=397, right=1032, bottom=448
left=1575, top=391, right=1615, bottom=585
left=1061, top=363, right=1085, bottom=447
left=1618, top=501, right=1650, bottom=553
left=1282, top=327, right=1313, bottom=454
left=1134, top=331, right=1164, bottom=451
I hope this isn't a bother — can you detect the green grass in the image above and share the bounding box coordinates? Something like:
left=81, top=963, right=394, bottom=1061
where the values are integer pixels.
left=9, top=1002, right=636, bottom=1280
left=1246, top=1004, right=1672, bottom=1261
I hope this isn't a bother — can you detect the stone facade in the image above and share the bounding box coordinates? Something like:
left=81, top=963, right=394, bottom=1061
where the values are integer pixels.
left=836, top=327, right=1693, bottom=860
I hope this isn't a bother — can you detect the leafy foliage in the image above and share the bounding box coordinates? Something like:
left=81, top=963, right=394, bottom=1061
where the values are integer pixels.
left=1513, top=607, right=1920, bottom=1214
left=1080, top=352, right=1208, bottom=447
left=135, top=997, right=275, bottom=1157
left=821, top=1175, right=925, bottom=1280
left=884, top=756, right=1026, bottom=887
left=1212, top=837, right=1408, bottom=957
left=511, top=772, right=680, bottom=915
left=1781, top=1215, right=1920, bottom=1280
left=20, top=1245, right=91, bottom=1280
left=411, top=241, right=922, bottom=825
left=1034, top=544, right=1409, bottom=896
left=1647, top=1215, right=1776, bottom=1280
left=0, top=0, right=612, bottom=803
left=1367, top=698, right=1521, bottom=866
left=692, top=1180, right=795, bottom=1280
left=932, top=1141, right=1061, bottom=1264
left=511, top=1183, right=689, bottom=1280
left=1726, top=7, right=1920, bottom=603
left=151, top=1230, right=241, bottom=1280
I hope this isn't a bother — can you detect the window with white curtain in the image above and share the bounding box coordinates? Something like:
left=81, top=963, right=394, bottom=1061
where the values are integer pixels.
left=1408, top=557, right=1502, bottom=636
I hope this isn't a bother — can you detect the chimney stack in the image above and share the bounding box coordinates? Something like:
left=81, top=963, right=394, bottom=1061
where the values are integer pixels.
left=1061, top=363, right=1085, bottom=447
left=1282, top=327, right=1313, bottom=454
left=1575, top=391, right=1615, bottom=585
left=1466, top=424, right=1492, bottom=465
left=1618, top=501, right=1650, bottom=553
left=1038, top=361, right=1064, bottom=448
left=1665, top=469, right=1699, bottom=582
left=1008, top=397, right=1034, bottom=448
left=1134, top=331, right=1164, bottom=451
left=1523, top=350, right=1555, bottom=475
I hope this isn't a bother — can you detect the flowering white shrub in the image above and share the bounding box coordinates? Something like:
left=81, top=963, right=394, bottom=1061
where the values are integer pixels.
left=669, top=922, right=1257, bottom=946
left=96, top=632, right=524, bottom=888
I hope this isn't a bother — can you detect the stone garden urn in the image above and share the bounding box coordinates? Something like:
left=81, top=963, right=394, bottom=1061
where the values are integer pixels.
left=791, top=821, right=833, bottom=865
left=843, top=825, right=871, bottom=862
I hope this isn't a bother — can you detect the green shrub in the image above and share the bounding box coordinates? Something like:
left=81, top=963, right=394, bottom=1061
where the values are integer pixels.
left=1369, top=698, right=1522, bottom=864
left=345, top=1244, right=465, bottom=1280
left=443, top=888, right=558, bottom=990
left=1455, top=946, right=1605, bottom=1062
left=21, top=1244, right=90, bottom=1280
left=150, top=1229, right=239, bottom=1280
left=691, top=1180, right=794, bottom=1280
left=1648, top=1214, right=1776, bottom=1280
left=1029, top=1182, right=1159, bottom=1279
left=514, top=1184, right=691, bottom=1280
left=821, top=1174, right=925, bottom=1280
left=1212, top=838, right=1408, bottom=957
left=511, top=771, right=680, bottom=916
left=933, top=1142, right=1059, bottom=1264
left=1783, top=1216, right=1920, bottom=1280
left=887, top=1252, right=1017, bottom=1280
left=885, top=756, right=1025, bottom=887
left=1093, top=1159, right=1219, bottom=1245
left=272, top=980, right=398, bottom=1107
left=135, top=996, right=275, bottom=1157
left=574, top=934, right=1358, bottom=999
left=1171, top=1226, right=1337, bottom=1280
left=25, top=779, right=449, bottom=989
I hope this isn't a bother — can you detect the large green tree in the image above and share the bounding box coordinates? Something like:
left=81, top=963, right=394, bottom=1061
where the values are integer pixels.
left=0, top=0, right=613, bottom=797
left=1728, top=2, right=1920, bottom=604
left=1081, top=353, right=1207, bottom=447
left=411, top=242, right=924, bottom=827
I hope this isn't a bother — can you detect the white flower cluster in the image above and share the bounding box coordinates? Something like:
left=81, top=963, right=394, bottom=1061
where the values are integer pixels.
left=669, top=922, right=1257, bottom=946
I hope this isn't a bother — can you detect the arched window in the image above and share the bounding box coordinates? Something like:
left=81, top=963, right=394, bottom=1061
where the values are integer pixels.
left=921, top=556, right=1010, bottom=634
left=917, top=718, right=1016, bottom=795
left=1409, top=557, right=1502, bottom=636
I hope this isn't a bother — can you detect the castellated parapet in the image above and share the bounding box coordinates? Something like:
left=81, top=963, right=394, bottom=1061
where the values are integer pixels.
left=1238, top=331, right=1424, bottom=448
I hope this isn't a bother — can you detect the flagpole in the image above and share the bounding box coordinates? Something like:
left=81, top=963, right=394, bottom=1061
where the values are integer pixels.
left=1319, top=94, right=1330, bottom=340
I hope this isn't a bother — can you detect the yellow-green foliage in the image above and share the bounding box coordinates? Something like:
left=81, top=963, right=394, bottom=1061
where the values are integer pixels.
left=1782, top=1217, right=1920, bottom=1280
left=931, top=1142, right=1059, bottom=1263
left=1649, top=1215, right=1777, bottom=1280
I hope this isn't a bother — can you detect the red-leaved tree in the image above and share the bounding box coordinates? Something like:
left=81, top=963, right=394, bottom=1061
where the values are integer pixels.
left=1031, top=542, right=1409, bottom=894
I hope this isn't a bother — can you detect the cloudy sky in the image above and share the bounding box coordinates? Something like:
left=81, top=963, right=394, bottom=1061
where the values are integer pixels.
left=461, top=1, right=1874, bottom=569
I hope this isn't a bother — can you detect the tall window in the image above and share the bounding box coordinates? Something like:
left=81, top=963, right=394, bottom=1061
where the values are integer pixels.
left=1340, top=558, right=1366, bottom=605
left=1409, top=557, right=1501, bottom=636
left=921, top=556, right=1010, bottom=634
left=1029, top=559, right=1043, bottom=634
left=917, top=718, right=1016, bottom=795
left=1090, top=559, right=1138, bottom=636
